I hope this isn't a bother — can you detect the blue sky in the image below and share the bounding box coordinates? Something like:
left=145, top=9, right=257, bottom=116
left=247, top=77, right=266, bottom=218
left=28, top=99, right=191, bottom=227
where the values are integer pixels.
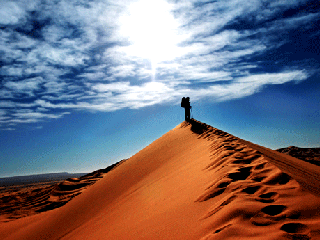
left=0, top=0, right=319, bottom=177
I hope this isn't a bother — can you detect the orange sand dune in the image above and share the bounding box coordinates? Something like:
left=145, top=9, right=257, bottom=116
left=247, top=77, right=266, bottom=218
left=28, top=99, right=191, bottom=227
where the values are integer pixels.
left=1, top=119, right=320, bottom=240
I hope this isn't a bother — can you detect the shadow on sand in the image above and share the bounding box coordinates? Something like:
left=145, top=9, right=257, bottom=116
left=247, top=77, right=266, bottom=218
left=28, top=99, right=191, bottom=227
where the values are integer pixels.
left=181, top=118, right=210, bottom=135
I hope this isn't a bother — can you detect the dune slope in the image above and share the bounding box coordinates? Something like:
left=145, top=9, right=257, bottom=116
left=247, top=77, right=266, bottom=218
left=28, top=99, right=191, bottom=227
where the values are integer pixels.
left=1, top=120, right=320, bottom=240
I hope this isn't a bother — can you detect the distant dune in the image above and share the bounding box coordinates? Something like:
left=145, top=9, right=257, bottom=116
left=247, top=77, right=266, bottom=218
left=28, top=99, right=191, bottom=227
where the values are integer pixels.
left=0, top=172, right=87, bottom=187
left=277, top=146, right=320, bottom=166
left=0, top=162, right=123, bottom=221
left=0, top=119, right=319, bottom=240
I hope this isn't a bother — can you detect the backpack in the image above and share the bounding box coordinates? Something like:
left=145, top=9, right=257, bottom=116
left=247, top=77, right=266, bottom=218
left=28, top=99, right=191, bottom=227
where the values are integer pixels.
left=181, top=97, right=186, bottom=107
left=181, top=97, right=190, bottom=108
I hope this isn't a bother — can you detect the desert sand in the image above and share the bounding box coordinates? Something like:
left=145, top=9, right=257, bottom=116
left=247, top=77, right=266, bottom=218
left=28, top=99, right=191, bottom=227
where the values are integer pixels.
left=0, top=162, right=122, bottom=222
left=0, top=119, right=319, bottom=239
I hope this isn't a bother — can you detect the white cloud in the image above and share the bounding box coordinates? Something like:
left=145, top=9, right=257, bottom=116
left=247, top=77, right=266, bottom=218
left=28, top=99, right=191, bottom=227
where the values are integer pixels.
left=35, top=44, right=89, bottom=66
left=92, top=82, right=131, bottom=92
left=0, top=109, right=71, bottom=126
left=36, top=107, right=49, bottom=112
left=0, top=90, right=14, bottom=98
left=0, top=101, right=16, bottom=108
left=0, top=2, right=25, bottom=25
left=0, top=110, right=6, bottom=116
left=1, top=65, right=24, bottom=76
left=42, top=25, right=72, bottom=43
left=110, top=65, right=137, bottom=78
left=0, top=0, right=317, bottom=129
left=269, top=0, right=306, bottom=8
left=4, top=77, right=44, bottom=96
left=236, top=71, right=308, bottom=85
left=43, top=81, right=68, bottom=94
left=1, top=127, right=15, bottom=131
left=33, top=81, right=175, bottom=112
left=183, top=71, right=308, bottom=102
left=78, top=72, right=108, bottom=81
left=13, top=112, right=70, bottom=120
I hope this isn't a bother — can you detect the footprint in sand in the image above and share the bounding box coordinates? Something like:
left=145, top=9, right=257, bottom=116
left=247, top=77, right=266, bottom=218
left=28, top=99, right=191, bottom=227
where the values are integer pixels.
left=251, top=176, right=267, bottom=182
left=286, top=210, right=301, bottom=220
left=200, top=223, right=233, bottom=240
left=223, top=145, right=237, bottom=151
left=241, top=185, right=262, bottom=195
left=261, top=205, right=287, bottom=216
left=196, top=179, right=232, bottom=202
left=227, top=166, right=253, bottom=181
left=214, top=223, right=232, bottom=233
left=249, top=167, right=273, bottom=182
left=202, top=195, right=238, bottom=219
left=232, top=154, right=262, bottom=165
left=251, top=204, right=287, bottom=226
left=254, top=162, right=267, bottom=170
left=264, top=171, right=292, bottom=185
left=255, top=192, right=279, bottom=203
left=199, top=165, right=256, bottom=201
left=280, top=223, right=311, bottom=240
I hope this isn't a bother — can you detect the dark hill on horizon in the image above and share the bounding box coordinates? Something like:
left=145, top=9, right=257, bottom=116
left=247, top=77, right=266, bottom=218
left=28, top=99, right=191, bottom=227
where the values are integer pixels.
left=0, top=172, right=88, bottom=187
left=277, top=146, right=320, bottom=166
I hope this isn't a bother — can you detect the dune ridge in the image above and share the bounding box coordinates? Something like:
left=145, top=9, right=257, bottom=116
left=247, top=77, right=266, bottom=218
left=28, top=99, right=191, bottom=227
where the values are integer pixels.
left=1, top=119, right=320, bottom=240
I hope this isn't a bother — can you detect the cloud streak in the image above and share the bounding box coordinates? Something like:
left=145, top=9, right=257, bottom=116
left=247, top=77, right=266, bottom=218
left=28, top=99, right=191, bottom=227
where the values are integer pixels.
left=0, top=0, right=318, bottom=129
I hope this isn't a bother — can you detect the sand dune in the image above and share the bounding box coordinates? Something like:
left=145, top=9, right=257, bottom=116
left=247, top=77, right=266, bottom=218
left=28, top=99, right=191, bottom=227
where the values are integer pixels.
left=0, top=119, right=319, bottom=239
left=0, top=161, right=123, bottom=222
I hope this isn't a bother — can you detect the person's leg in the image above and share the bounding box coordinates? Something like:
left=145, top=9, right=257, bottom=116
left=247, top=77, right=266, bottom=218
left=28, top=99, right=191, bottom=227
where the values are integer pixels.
left=185, top=108, right=188, bottom=121
left=186, top=108, right=190, bottom=121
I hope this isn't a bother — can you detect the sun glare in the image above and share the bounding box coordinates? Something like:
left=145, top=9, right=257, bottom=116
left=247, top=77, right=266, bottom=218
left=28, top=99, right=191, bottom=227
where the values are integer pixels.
left=119, top=0, right=183, bottom=78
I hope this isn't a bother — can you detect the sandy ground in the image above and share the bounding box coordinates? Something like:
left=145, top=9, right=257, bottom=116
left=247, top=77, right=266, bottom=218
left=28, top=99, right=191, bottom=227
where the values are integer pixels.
left=0, top=119, right=319, bottom=240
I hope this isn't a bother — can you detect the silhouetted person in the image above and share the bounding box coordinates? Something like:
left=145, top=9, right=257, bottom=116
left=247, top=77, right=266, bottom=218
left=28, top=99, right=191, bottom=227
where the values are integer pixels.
left=181, top=97, right=191, bottom=121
